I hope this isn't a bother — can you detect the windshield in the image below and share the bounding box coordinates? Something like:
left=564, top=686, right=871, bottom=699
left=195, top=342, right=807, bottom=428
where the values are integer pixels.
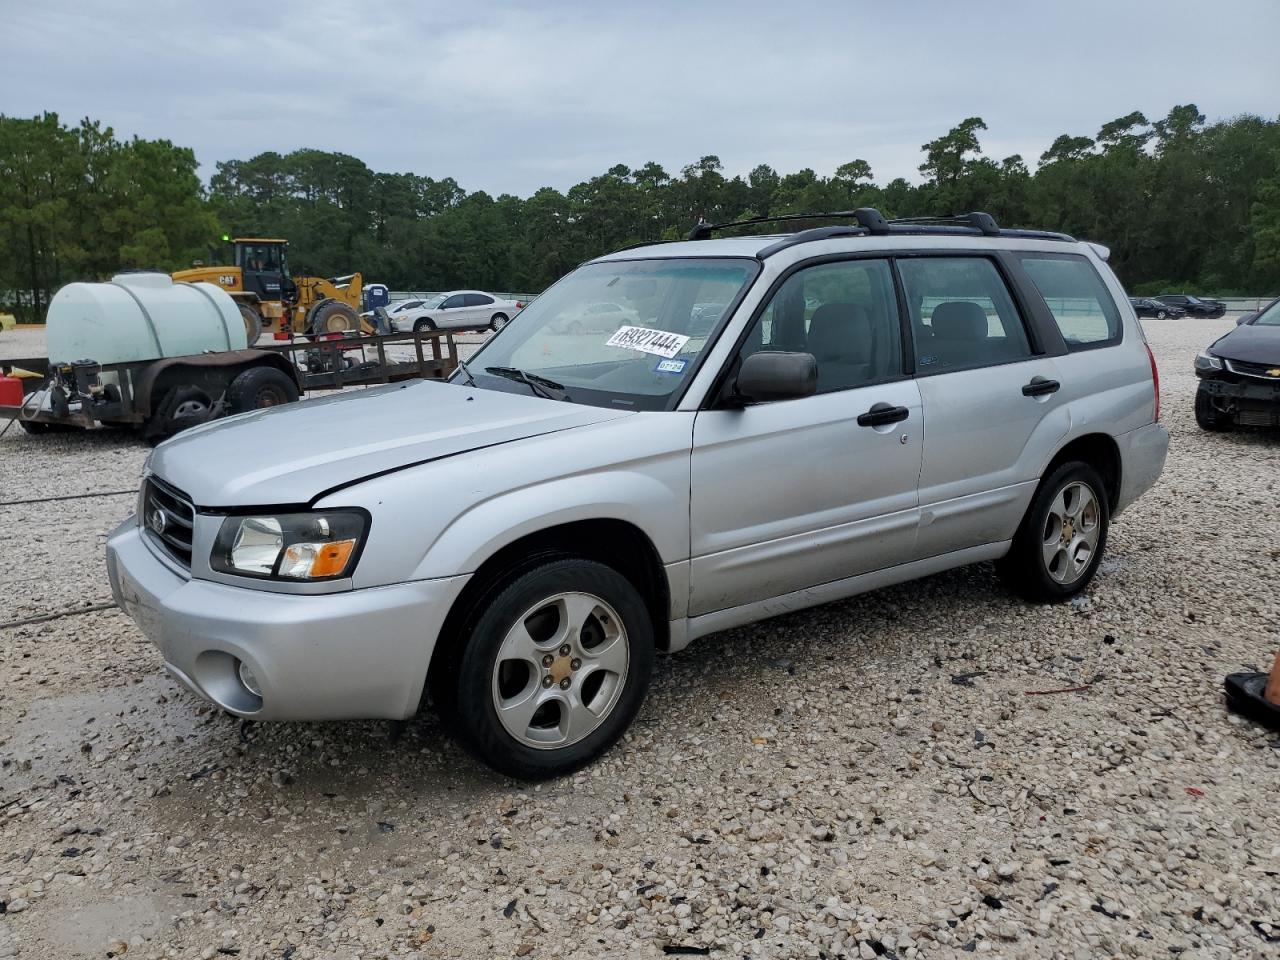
left=423, top=294, right=448, bottom=308
left=463, top=258, right=758, bottom=410
left=1255, top=299, right=1280, bottom=326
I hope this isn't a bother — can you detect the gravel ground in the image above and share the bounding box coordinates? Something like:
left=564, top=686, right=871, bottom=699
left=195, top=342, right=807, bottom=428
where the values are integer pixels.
left=2, top=317, right=1279, bottom=960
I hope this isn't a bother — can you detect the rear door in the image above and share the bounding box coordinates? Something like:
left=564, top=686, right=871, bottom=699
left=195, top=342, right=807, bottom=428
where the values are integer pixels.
left=436, top=293, right=470, bottom=329
left=900, top=254, right=1068, bottom=558
left=466, top=293, right=496, bottom=326
left=689, top=257, right=923, bottom=616
left=1014, top=252, right=1147, bottom=428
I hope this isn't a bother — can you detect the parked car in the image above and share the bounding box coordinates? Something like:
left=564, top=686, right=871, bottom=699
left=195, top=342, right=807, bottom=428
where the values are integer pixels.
left=1194, top=296, right=1280, bottom=430
left=107, top=209, right=1168, bottom=779
left=1155, top=294, right=1226, bottom=318
left=1129, top=297, right=1186, bottom=320
left=392, top=291, right=523, bottom=333
left=549, top=301, right=639, bottom=334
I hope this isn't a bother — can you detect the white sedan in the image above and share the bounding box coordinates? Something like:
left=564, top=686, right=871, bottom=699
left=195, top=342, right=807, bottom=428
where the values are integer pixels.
left=390, top=291, right=524, bottom=333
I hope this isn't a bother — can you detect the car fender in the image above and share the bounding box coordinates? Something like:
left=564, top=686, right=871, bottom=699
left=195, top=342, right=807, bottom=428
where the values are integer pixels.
left=412, top=468, right=687, bottom=582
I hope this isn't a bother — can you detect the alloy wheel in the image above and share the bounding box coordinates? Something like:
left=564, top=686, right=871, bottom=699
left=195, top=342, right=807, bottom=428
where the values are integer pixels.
left=490, top=592, right=629, bottom=750
left=1041, top=481, right=1101, bottom=584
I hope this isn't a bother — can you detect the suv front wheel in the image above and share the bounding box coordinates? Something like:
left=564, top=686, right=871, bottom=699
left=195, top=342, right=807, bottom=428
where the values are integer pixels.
left=998, top=461, right=1110, bottom=602
left=448, top=559, right=654, bottom=779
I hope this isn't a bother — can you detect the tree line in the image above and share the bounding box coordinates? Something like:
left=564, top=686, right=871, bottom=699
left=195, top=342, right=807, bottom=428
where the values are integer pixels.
left=2, top=105, right=1278, bottom=321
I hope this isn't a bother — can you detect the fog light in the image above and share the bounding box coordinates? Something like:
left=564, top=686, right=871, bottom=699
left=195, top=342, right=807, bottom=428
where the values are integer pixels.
left=237, top=659, right=262, bottom=698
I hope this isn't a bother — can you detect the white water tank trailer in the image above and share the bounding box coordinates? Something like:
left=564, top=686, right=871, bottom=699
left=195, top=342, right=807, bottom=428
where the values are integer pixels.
left=46, top=272, right=247, bottom=364
left=10, top=271, right=301, bottom=441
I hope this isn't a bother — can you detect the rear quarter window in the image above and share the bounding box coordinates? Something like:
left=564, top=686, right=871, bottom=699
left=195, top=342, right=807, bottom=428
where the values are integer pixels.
left=1019, top=254, right=1122, bottom=350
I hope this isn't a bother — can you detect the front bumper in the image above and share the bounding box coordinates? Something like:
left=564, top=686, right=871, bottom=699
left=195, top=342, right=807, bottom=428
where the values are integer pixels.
left=1197, top=376, right=1280, bottom=426
left=106, top=519, right=469, bottom=721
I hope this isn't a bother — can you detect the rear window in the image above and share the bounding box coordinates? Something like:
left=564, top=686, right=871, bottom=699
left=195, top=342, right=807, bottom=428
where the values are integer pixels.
left=1019, top=254, right=1122, bottom=349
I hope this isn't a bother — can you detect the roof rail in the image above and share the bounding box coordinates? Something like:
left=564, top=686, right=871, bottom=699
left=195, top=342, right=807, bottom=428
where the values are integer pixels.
left=756, top=225, right=868, bottom=258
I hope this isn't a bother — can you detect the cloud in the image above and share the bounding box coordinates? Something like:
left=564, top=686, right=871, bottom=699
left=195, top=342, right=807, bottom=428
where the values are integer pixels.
left=3, top=0, right=1277, bottom=195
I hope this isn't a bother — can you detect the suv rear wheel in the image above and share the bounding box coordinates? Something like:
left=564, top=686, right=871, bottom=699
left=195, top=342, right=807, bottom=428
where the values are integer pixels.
left=446, top=559, right=653, bottom=779
left=998, top=461, right=1109, bottom=602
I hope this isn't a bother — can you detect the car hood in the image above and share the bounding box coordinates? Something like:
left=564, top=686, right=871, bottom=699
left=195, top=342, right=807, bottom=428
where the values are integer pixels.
left=148, top=380, right=631, bottom=507
left=1210, top=324, right=1280, bottom=365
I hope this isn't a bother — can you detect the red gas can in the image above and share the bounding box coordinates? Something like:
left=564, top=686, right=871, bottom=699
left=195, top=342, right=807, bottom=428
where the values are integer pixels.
left=0, top=376, right=24, bottom=407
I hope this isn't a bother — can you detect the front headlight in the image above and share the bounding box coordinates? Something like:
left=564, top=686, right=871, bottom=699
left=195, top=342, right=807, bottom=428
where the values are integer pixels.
left=211, top=510, right=368, bottom=580
left=1194, top=352, right=1223, bottom=372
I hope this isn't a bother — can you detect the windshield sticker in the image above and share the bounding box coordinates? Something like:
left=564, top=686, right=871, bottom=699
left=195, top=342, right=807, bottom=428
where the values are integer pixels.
left=606, top=325, right=691, bottom=359
left=654, top=358, right=687, bottom=374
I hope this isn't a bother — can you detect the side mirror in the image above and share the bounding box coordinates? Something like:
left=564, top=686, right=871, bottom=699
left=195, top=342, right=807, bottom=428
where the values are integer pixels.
left=733, top=351, right=818, bottom=404
left=1237, top=312, right=1255, bottom=325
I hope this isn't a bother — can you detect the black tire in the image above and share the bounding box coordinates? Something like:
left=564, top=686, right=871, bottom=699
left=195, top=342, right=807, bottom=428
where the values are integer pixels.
left=308, top=300, right=360, bottom=335
left=238, top=303, right=264, bottom=345
left=414, top=318, right=436, bottom=333
left=445, top=558, right=654, bottom=780
left=144, top=385, right=214, bottom=444
left=997, top=461, right=1110, bottom=603
left=490, top=313, right=508, bottom=332
left=1194, top=388, right=1233, bottom=431
left=1156, top=310, right=1167, bottom=320
left=227, top=366, right=300, bottom=414
left=18, top=419, right=78, bottom=435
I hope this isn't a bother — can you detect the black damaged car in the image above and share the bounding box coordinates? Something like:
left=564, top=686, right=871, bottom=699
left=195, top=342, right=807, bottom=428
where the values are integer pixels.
left=1130, top=297, right=1186, bottom=320
left=1194, top=297, right=1280, bottom=430
left=1159, top=294, right=1227, bottom=319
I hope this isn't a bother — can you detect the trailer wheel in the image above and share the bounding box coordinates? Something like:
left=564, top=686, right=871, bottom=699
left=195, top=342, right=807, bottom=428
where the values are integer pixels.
left=228, top=366, right=300, bottom=414
left=238, top=304, right=264, bottom=345
left=145, top=385, right=214, bottom=444
left=309, top=301, right=361, bottom=335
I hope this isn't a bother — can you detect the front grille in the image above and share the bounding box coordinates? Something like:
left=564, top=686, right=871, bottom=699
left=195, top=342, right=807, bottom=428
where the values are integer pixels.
left=1225, top=358, right=1280, bottom=381
left=141, top=477, right=196, bottom=568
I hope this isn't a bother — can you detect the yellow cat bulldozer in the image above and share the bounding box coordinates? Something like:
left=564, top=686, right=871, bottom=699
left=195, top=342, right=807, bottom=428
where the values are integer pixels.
left=173, top=238, right=372, bottom=343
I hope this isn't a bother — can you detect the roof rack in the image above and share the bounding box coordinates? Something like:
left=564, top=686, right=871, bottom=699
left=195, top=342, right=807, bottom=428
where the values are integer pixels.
left=682, top=207, right=1075, bottom=257
left=687, top=211, right=871, bottom=241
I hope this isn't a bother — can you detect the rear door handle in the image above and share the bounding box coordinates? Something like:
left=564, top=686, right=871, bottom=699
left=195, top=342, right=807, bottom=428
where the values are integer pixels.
left=857, top=402, right=910, bottom=427
left=1022, top=376, right=1061, bottom=397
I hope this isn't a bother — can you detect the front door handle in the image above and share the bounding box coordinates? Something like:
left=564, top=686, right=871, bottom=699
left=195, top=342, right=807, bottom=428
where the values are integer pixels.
left=857, top=402, right=910, bottom=427
left=1022, top=376, right=1061, bottom=397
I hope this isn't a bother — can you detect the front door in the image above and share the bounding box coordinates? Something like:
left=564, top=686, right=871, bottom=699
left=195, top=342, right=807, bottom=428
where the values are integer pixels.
left=689, top=258, right=923, bottom=616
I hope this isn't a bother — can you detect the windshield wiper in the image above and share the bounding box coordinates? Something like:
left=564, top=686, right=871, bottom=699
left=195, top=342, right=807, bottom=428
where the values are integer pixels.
left=454, top=357, right=476, bottom=386
left=484, top=366, right=570, bottom=401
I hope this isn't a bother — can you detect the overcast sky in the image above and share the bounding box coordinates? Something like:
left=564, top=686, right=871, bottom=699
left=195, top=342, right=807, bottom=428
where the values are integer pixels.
left=4, top=0, right=1278, bottom=196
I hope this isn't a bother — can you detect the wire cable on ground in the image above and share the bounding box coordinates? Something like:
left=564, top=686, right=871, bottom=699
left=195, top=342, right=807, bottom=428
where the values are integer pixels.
left=0, top=489, right=136, bottom=508
left=1, top=601, right=118, bottom=630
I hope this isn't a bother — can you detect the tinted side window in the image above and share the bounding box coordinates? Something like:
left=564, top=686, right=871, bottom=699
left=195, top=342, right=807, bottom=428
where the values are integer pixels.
left=466, top=293, right=494, bottom=306
left=1020, top=254, right=1121, bottom=349
left=897, top=257, right=1031, bottom=372
left=442, top=294, right=466, bottom=309
left=738, top=259, right=902, bottom=394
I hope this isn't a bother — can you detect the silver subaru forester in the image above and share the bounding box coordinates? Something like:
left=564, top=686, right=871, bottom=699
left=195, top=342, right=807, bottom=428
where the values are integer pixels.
left=107, top=210, right=1169, bottom=778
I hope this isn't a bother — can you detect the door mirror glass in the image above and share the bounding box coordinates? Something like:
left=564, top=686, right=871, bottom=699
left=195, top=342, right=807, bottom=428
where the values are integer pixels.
left=734, top=351, right=818, bottom=404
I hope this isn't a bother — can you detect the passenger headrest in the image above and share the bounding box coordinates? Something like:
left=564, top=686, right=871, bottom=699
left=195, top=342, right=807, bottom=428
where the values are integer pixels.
left=807, top=302, right=871, bottom=362
left=930, top=301, right=988, bottom=340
